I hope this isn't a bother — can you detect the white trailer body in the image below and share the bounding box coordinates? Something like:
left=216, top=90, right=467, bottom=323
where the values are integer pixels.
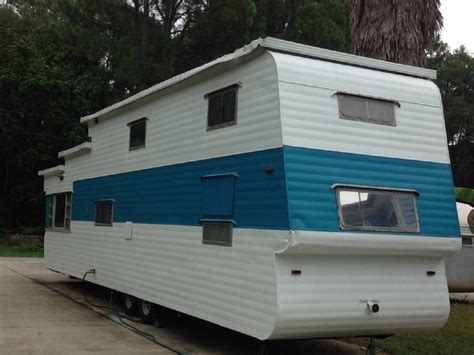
left=39, top=38, right=461, bottom=340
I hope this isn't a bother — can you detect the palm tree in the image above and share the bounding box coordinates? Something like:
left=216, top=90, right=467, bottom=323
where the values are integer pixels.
left=350, top=0, right=442, bottom=67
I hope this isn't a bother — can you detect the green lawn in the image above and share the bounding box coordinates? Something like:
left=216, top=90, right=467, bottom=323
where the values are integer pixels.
left=0, top=238, right=44, bottom=257
left=351, top=303, right=474, bottom=355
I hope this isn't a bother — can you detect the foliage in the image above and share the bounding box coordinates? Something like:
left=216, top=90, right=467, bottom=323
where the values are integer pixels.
left=427, top=42, right=474, bottom=188
left=174, top=0, right=349, bottom=73
left=0, top=237, right=44, bottom=257
left=11, top=225, right=44, bottom=235
left=350, top=0, right=442, bottom=67
left=0, top=0, right=350, bottom=229
left=455, top=187, right=474, bottom=206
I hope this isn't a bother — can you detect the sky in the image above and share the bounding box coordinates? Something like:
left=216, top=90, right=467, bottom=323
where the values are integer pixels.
left=440, top=0, right=474, bottom=52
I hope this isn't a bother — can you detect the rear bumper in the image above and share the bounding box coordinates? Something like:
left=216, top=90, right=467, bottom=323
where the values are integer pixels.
left=276, top=230, right=461, bottom=257
left=267, top=231, right=457, bottom=339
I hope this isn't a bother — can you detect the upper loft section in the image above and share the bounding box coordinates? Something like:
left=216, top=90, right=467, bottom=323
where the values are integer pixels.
left=44, top=38, right=448, bottom=189
left=80, top=37, right=436, bottom=126
left=75, top=37, right=447, bottom=167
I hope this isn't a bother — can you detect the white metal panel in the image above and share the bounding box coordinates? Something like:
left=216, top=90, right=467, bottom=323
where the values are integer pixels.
left=45, top=223, right=456, bottom=340
left=44, top=222, right=282, bottom=340
left=51, top=52, right=281, bottom=189
left=43, top=174, right=72, bottom=195
left=272, top=52, right=450, bottom=163
left=445, top=242, right=474, bottom=292
left=271, top=253, right=449, bottom=339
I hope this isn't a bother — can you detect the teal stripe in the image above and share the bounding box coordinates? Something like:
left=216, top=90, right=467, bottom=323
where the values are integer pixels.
left=283, top=146, right=460, bottom=237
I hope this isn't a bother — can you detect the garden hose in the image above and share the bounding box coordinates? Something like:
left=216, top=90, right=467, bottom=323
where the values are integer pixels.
left=81, top=269, right=187, bottom=355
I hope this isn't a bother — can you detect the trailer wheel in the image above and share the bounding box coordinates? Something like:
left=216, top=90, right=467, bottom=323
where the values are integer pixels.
left=122, top=294, right=139, bottom=316
left=138, top=299, right=159, bottom=324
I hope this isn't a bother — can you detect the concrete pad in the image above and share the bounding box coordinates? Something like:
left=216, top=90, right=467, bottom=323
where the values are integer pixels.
left=0, top=257, right=364, bottom=354
left=0, top=258, right=172, bottom=354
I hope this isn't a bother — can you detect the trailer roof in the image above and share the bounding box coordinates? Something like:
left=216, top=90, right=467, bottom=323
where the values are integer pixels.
left=80, top=37, right=437, bottom=124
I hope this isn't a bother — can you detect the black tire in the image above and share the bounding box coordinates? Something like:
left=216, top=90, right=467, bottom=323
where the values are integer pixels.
left=122, top=294, right=139, bottom=316
left=138, top=299, right=159, bottom=324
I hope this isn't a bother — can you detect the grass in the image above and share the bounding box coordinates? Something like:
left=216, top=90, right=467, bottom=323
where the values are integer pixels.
left=350, top=303, right=474, bottom=355
left=0, top=238, right=44, bottom=257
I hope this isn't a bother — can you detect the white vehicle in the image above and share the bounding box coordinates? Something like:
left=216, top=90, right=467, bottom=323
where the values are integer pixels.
left=39, top=37, right=461, bottom=340
left=446, top=201, right=474, bottom=292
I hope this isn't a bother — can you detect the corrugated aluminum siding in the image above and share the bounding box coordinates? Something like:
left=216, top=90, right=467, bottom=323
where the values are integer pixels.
left=72, top=148, right=289, bottom=230
left=283, top=146, right=459, bottom=237
left=45, top=222, right=283, bottom=340
left=272, top=52, right=451, bottom=164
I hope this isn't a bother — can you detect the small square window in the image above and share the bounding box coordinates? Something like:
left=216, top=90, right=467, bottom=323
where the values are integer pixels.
left=202, top=222, right=233, bottom=246
left=337, top=94, right=397, bottom=126
left=206, top=85, right=238, bottom=130
left=95, top=201, right=114, bottom=226
left=128, top=118, right=147, bottom=150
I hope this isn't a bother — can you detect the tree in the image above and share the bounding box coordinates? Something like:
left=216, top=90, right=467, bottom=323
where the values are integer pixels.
left=427, top=42, right=474, bottom=187
left=0, top=2, right=111, bottom=226
left=350, top=0, right=442, bottom=67
left=175, top=0, right=350, bottom=73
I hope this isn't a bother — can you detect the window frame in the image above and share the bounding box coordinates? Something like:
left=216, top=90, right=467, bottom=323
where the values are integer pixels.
left=46, top=192, right=72, bottom=231
left=94, top=200, right=114, bottom=227
left=202, top=221, right=233, bottom=246
left=127, top=117, right=147, bottom=151
left=334, top=186, right=420, bottom=233
left=205, top=84, right=240, bottom=131
left=336, top=92, right=399, bottom=127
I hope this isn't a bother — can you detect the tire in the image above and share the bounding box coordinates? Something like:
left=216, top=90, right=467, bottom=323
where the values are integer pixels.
left=122, top=294, right=139, bottom=316
left=138, top=299, right=159, bottom=324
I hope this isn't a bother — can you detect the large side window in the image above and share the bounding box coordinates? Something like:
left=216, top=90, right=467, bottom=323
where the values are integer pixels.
left=46, top=192, right=72, bottom=230
left=336, top=187, right=419, bottom=232
left=201, top=173, right=237, bottom=246
left=337, top=93, right=397, bottom=126
left=206, top=85, right=238, bottom=130
left=128, top=118, right=147, bottom=150
left=95, top=201, right=114, bottom=226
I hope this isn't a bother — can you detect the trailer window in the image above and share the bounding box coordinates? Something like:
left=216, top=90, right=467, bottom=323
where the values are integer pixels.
left=46, top=192, right=72, bottom=230
left=337, top=94, right=397, bottom=126
left=206, top=85, right=238, bottom=130
left=202, top=222, right=233, bottom=246
left=128, top=118, right=147, bottom=150
left=336, top=187, right=419, bottom=232
left=95, top=201, right=114, bottom=226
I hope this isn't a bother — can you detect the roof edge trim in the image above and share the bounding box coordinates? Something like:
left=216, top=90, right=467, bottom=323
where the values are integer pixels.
left=38, top=165, right=65, bottom=177
left=58, top=142, right=92, bottom=159
left=260, top=37, right=436, bottom=80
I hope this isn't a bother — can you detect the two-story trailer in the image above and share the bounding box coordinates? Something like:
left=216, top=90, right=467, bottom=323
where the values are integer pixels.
left=38, top=37, right=461, bottom=340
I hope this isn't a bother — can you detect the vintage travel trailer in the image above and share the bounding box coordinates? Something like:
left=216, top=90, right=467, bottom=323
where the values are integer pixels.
left=38, top=37, right=461, bottom=340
